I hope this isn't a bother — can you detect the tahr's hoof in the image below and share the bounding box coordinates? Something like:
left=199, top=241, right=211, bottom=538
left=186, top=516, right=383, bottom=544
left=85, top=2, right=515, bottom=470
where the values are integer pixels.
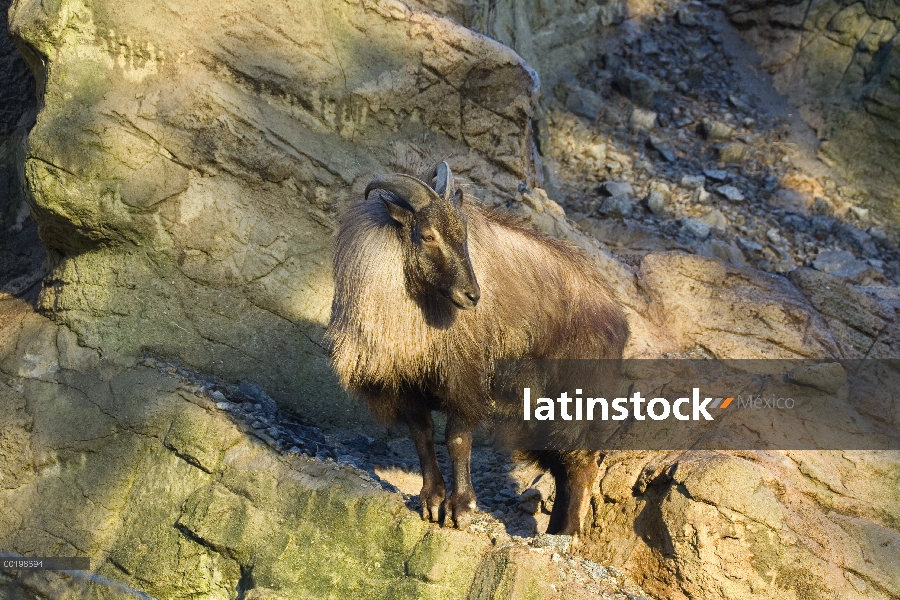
left=420, top=488, right=445, bottom=523
left=442, top=493, right=476, bottom=529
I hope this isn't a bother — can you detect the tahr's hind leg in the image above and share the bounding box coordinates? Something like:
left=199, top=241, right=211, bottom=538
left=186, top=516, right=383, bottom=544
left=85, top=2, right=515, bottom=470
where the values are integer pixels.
left=443, top=414, right=476, bottom=529
left=405, top=408, right=445, bottom=523
left=547, top=451, right=600, bottom=538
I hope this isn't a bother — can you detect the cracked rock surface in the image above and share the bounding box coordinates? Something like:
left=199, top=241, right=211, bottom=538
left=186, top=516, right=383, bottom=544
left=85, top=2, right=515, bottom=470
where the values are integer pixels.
left=0, top=293, right=648, bottom=599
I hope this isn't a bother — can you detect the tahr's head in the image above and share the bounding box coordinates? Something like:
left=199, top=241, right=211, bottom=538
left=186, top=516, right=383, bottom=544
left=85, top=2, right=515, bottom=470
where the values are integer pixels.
left=365, top=162, right=480, bottom=309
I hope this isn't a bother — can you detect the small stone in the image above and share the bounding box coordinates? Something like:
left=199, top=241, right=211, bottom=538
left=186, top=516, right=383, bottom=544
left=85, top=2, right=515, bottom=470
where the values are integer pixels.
left=812, top=250, right=871, bottom=281
left=849, top=206, right=870, bottom=222
left=616, top=69, right=659, bottom=108
left=676, top=80, right=691, bottom=93
left=840, top=225, right=879, bottom=256
left=716, top=185, right=745, bottom=202
left=736, top=236, right=762, bottom=252
left=833, top=262, right=876, bottom=281
left=698, top=209, right=727, bottom=233
left=681, top=218, right=710, bottom=240
left=601, top=181, right=634, bottom=197
left=680, top=175, right=705, bottom=189
left=703, top=168, right=728, bottom=182
left=869, top=227, right=887, bottom=241
left=210, top=390, right=227, bottom=403
left=699, top=120, right=733, bottom=142
left=728, top=94, right=752, bottom=112
left=566, top=86, right=604, bottom=119
left=691, top=186, right=711, bottom=204
left=645, top=191, right=666, bottom=215
left=598, top=194, right=634, bottom=218
left=630, top=107, right=657, bottom=132
left=648, top=136, right=676, bottom=162
left=717, top=142, right=745, bottom=163
left=766, top=228, right=785, bottom=245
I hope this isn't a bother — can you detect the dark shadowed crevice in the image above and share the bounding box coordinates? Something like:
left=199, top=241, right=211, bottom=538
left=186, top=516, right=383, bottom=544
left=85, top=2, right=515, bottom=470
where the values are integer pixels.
left=0, top=0, right=47, bottom=304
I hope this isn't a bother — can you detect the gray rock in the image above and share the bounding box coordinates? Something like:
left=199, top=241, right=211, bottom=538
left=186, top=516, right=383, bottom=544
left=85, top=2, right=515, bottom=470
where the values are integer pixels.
left=728, top=94, right=752, bottom=112
left=699, top=120, right=733, bottom=142
left=716, top=185, right=745, bottom=201
left=645, top=191, right=666, bottom=215
left=681, top=218, right=711, bottom=240
left=766, top=228, right=786, bottom=246
left=832, top=262, right=877, bottom=282
left=840, top=225, right=879, bottom=256
left=869, top=227, right=887, bottom=241
left=648, top=136, right=676, bottom=162
left=812, top=250, right=877, bottom=282
left=736, top=237, right=763, bottom=252
left=615, top=69, right=659, bottom=108
left=601, top=181, right=635, bottom=197
left=703, top=168, right=729, bottom=182
left=813, top=250, right=858, bottom=273
left=566, top=86, right=605, bottom=119
left=681, top=175, right=706, bottom=189
left=598, top=194, right=635, bottom=218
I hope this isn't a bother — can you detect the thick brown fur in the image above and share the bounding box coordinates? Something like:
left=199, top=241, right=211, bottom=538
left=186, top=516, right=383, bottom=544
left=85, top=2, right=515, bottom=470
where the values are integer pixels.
left=326, top=167, right=629, bottom=536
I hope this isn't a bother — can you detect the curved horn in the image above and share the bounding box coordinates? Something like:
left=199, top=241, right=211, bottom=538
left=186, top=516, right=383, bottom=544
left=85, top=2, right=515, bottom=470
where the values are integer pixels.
left=365, top=174, right=438, bottom=211
left=431, top=161, right=455, bottom=202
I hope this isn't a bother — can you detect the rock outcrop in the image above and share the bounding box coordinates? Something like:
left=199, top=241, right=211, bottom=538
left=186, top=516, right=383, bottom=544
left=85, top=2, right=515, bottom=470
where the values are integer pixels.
left=9, top=0, right=543, bottom=427
left=726, top=0, right=900, bottom=226
left=0, top=292, right=650, bottom=599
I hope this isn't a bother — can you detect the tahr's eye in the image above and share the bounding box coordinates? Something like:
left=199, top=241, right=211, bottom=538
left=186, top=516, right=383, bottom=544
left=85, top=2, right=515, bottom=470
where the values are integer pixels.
left=421, top=233, right=435, bottom=243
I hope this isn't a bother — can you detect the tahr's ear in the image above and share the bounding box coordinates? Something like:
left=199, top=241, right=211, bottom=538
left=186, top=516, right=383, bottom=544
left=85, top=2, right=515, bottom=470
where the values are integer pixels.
left=380, top=193, right=415, bottom=228
left=453, top=189, right=464, bottom=207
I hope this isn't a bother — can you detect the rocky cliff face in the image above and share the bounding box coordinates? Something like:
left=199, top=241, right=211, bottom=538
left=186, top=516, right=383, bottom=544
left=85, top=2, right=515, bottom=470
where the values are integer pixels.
left=726, top=0, right=900, bottom=226
left=8, top=0, right=543, bottom=427
left=2, top=0, right=900, bottom=599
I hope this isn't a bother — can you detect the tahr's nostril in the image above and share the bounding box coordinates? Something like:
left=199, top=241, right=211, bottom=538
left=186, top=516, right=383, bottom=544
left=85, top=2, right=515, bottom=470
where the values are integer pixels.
left=466, top=291, right=480, bottom=303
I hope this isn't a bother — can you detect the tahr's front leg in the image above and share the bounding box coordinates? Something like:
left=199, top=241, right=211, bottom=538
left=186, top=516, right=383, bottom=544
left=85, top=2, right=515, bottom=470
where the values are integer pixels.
left=405, top=408, right=445, bottom=523
left=443, top=414, right=476, bottom=529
